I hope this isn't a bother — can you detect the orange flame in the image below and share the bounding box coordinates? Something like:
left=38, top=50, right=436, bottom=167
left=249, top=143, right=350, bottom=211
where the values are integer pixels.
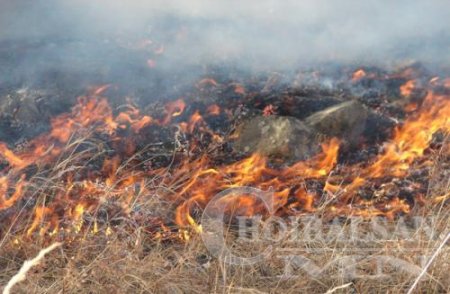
left=0, top=75, right=448, bottom=239
left=207, top=104, right=221, bottom=116
left=234, top=84, right=246, bottom=95
left=171, top=138, right=340, bottom=227
left=400, top=80, right=416, bottom=97
left=352, top=69, right=367, bottom=82
left=0, top=175, right=26, bottom=210
left=336, top=91, right=449, bottom=202
left=162, top=99, right=186, bottom=124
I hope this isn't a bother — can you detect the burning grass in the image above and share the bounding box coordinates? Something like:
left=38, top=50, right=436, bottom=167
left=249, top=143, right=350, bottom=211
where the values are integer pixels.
left=0, top=65, right=449, bottom=293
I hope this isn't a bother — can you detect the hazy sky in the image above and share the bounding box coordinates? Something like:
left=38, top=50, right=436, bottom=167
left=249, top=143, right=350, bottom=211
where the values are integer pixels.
left=0, top=0, right=449, bottom=67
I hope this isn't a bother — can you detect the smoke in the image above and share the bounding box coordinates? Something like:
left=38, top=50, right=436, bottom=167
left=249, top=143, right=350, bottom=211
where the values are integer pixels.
left=0, top=0, right=449, bottom=81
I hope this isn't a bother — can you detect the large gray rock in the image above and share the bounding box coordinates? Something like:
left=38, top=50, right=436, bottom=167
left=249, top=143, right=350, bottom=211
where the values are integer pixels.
left=0, top=89, right=51, bottom=142
left=282, top=96, right=342, bottom=119
left=304, top=100, right=368, bottom=144
left=233, top=115, right=318, bottom=161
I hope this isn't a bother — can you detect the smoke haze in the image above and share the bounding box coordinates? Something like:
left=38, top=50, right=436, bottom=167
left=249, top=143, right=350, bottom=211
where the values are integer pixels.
left=0, top=0, right=449, bottom=74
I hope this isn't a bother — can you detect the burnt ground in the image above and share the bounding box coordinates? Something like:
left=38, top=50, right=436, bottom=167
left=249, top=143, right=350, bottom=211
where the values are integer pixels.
left=0, top=40, right=449, bottom=293
left=0, top=38, right=422, bottom=146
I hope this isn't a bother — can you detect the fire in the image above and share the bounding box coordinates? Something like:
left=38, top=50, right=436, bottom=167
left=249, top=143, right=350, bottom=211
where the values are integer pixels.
left=0, top=144, right=27, bottom=169
left=207, top=104, right=221, bottom=116
left=170, top=89, right=448, bottom=226
left=233, top=84, right=246, bottom=95
left=0, top=175, right=26, bottom=210
left=400, top=80, right=416, bottom=97
left=263, top=104, right=276, bottom=116
left=367, top=91, right=449, bottom=177
left=352, top=69, right=367, bottom=81
left=163, top=98, right=186, bottom=124
left=0, top=94, right=119, bottom=172
left=332, top=90, right=449, bottom=203
left=115, top=105, right=154, bottom=132
left=0, top=70, right=448, bottom=240
left=171, top=138, right=341, bottom=227
left=180, top=110, right=204, bottom=133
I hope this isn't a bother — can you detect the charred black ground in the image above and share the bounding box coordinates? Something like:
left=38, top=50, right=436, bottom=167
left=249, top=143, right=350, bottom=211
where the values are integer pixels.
left=0, top=49, right=448, bottom=239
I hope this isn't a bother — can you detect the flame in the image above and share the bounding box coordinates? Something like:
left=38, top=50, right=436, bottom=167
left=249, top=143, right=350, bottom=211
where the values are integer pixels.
left=0, top=72, right=448, bottom=240
left=352, top=69, right=367, bottom=81
left=0, top=93, right=118, bottom=171
left=170, top=89, right=449, bottom=227
left=162, top=98, right=186, bottom=124
left=72, top=203, right=86, bottom=233
left=335, top=90, right=449, bottom=202
left=234, top=84, right=246, bottom=95
left=27, top=206, right=58, bottom=237
left=433, top=193, right=450, bottom=204
left=115, top=105, right=154, bottom=132
left=171, top=138, right=340, bottom=227
left=400, top=80, right=416, bottom=97
left=187, top=110, right=203, bottom=133
left=0, top=144, right=27, bottom=169
left=366, top=91, right=449, bottom=177
left=0, top=175, right=26, bottom=210
left=207, top=104, right=221, bottom=116
left=263, top=104, right=276, bottom=116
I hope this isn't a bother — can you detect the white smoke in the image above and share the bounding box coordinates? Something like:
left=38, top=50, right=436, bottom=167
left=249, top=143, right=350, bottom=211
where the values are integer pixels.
left=0, top=0, right=449, bottom=68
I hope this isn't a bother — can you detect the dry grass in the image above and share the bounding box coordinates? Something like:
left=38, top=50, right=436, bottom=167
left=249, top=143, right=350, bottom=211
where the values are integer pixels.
left=1, top=203, right=448, bottom=293
left=0, top=132, right=448, bottom=294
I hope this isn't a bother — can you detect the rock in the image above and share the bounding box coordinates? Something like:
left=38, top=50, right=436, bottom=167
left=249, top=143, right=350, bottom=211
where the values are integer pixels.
left=233, top=101, right=370, bottom=160
left=393, top=61, right=431, bottom=80
left=304, top=100, right=368, bottom=145
left=9, top=89, right=42, bottom=123
left=281, top=96, right=342, bottom=119
left=233, top=115, right=318, bottom=161
left=0, top=87, right=76, bottom=143
left=0, top=89, right=45, bottom=124
left=363, top=111, right=397, bottom=143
